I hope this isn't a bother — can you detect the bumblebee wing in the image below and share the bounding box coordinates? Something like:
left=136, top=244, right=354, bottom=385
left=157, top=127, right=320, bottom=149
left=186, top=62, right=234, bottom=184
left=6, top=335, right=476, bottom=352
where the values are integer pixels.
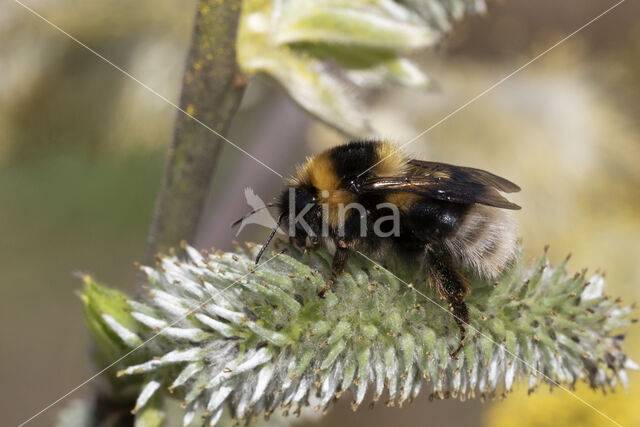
left=408, top=159, right=521, bottom=193
left=357, top=175, right=521, bottom=210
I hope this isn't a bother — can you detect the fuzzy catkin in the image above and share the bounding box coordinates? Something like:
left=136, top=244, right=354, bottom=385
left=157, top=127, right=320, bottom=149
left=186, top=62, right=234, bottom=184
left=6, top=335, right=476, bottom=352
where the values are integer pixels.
left=82, top=243, right=637, bottom=426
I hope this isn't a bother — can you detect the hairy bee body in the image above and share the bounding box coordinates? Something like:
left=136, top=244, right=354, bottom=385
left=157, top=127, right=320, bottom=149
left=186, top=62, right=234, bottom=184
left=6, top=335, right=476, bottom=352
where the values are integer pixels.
left=278, top=140, right=518, bottom=279
left=246, top=140, right=521, bottom=358
left=441, top=205, right=517, bottom=279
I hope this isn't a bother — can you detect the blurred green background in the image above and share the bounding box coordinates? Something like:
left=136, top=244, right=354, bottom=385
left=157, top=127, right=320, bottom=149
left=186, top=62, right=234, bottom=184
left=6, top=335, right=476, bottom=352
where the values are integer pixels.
left=1, top=0, right=639, bottom=426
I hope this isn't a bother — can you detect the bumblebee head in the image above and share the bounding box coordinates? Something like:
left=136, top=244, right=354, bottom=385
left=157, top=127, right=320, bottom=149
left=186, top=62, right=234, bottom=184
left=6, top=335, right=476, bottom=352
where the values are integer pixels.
left=254, top=182, right=323, bottom=264
left=277, top=184, right=322, bottom=247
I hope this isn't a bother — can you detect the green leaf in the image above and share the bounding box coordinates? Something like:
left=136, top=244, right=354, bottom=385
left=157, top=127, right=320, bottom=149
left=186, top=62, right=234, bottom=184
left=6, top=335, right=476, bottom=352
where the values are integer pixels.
left=242, top=46, right=373, bottom=136
left=276, top=1, right=437, bottom=49
left=237, top=0, right=484, bottom=135
left=292, top=43, right=431, bottom=87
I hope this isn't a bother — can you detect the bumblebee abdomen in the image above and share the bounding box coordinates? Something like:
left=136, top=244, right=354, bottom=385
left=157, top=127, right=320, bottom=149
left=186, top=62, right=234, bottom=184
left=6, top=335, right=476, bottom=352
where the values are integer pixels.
left=404, top=197, right=471, bottom=240
left=443, top=205, right=517, bottom=278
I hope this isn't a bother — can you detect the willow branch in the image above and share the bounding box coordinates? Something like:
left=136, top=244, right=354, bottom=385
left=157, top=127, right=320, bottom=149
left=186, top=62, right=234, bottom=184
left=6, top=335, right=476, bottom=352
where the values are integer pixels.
left=90, top=1, right=245, bottom=424
left=145, top=0, right=246, bottom=262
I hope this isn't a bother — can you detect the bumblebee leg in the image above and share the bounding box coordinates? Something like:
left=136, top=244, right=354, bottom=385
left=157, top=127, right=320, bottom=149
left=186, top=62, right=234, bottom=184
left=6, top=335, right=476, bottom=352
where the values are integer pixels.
left=306, top=235, right=321, bottom=251
left=428, top=250, right=470, bottom=358
left=448, top=300, right=469, bottom=359
left=318, top=246, right=349, bottom=298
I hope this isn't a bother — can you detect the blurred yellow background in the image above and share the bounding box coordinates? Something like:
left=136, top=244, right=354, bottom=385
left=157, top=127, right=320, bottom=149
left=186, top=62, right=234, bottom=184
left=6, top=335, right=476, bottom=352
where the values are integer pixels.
left=1, top=0, right=638, bottom=426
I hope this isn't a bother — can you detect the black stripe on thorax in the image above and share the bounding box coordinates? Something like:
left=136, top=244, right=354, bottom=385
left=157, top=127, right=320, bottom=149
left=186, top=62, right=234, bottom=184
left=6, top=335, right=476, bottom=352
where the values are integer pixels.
left=329, top=140, right=379, bottom=180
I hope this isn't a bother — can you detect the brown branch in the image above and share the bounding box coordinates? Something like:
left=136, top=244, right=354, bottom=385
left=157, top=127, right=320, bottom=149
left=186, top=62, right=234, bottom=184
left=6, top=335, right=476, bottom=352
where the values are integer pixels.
left=92, top=1, right=246, bottom=424
left=145, top=0, right=247, bottom=262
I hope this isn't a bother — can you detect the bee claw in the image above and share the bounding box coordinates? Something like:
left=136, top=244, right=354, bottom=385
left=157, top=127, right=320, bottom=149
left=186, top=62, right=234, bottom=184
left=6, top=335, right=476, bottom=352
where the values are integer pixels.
left=318, top=279, right=334, bottom=298
left=450, top=337, right=466, bottom=359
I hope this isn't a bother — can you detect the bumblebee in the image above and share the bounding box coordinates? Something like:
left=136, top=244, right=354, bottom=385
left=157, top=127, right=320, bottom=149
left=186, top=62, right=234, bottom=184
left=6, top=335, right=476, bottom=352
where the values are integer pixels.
left=240, top=140, right=520, bottom=357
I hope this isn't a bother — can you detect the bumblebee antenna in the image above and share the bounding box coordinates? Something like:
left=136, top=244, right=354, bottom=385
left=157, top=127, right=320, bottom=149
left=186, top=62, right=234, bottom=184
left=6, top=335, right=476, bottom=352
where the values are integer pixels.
left=231, top=202, right=275, bottom=228
left=255, top=212, right=285, bottom=264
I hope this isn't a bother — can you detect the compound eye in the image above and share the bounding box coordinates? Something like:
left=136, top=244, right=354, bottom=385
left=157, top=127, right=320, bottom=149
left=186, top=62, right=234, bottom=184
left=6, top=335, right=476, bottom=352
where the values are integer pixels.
left=344, top=176, right=360, bottom=192
left=294, top=187, right=316, bottom=212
